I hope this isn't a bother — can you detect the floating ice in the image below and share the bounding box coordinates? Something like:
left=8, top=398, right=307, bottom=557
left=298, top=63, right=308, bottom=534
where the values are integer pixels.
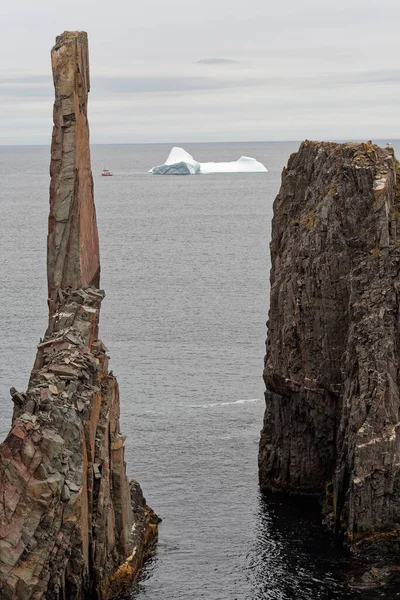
left=149, top=147, right=200, bottom=175
left=200, top=156, right=267, bottom=174
left=149, top=146, right=267, bottom=175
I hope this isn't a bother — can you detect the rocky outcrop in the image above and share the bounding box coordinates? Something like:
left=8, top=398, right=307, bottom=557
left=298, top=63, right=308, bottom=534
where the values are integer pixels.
left=0, top=31, right=158, bottom=599
left=47, top=31, right=100, bottom=316
left=259, top=140, right=400, bottom=561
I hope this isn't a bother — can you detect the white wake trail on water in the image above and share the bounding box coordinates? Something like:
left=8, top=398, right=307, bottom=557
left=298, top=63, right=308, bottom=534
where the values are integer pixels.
left=188, top=398, right=261, bottom=409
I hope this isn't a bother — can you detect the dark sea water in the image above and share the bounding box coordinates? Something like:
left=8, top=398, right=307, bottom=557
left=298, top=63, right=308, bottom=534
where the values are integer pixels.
left=1, top=140, right=400, bottom=600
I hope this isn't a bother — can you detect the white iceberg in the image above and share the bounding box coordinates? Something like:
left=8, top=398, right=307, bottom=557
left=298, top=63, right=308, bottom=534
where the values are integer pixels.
left=200, top=155, right=267, bottom=174
left=149, top=147, right=201, bottom=175
left=149, top=147, right=267, bottom=175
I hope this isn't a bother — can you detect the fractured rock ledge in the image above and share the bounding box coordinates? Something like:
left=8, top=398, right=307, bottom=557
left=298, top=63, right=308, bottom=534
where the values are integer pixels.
left=0, top=31, right=158, bottom=599
left=259, top=140, right=400, bottom=564
left=1, top=288, right=158, bottom=599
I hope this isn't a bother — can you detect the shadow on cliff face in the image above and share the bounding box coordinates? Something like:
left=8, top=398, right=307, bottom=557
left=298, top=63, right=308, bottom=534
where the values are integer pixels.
left=246, top=494, right=400, bottom=600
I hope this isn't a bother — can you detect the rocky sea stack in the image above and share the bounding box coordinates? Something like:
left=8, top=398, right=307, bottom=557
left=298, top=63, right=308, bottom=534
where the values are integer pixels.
left=259, top=140, right=400, bottom=568
left=0, top=31, right=158, bottom=599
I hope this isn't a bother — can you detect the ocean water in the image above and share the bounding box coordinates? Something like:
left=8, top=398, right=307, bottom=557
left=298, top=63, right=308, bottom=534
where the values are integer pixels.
left=1, top=140, right=400, bottom=600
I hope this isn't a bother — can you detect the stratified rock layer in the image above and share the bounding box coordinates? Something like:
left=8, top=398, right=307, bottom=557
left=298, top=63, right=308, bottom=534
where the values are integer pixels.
left=259, top=140, right=400, bottom=557
left=0, top=32, right=158, bottom=599
left=48, top=31, right=100, bottom=315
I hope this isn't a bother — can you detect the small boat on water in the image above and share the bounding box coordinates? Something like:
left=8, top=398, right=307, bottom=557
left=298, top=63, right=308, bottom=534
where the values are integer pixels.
left=102, top=169, right=113, bottom=176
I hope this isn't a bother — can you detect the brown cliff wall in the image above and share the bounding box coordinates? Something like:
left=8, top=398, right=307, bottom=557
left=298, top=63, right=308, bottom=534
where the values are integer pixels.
left=259, top=140, right=400, bottom=560
left=0, top=32, right=158, bottom=599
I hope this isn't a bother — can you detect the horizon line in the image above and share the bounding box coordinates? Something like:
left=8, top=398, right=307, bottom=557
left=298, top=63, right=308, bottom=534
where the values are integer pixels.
left=1, top=138, right=400, bottom=148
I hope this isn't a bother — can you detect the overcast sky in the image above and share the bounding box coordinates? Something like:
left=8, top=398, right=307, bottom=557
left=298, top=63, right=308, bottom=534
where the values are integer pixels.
left=1, top=0, right=399, bottom=144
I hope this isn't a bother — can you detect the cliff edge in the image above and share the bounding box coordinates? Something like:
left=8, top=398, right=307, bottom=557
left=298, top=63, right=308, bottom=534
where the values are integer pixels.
left=0, top=32, right=158, bottom=599
left=259, top=140, right=400, bottom=562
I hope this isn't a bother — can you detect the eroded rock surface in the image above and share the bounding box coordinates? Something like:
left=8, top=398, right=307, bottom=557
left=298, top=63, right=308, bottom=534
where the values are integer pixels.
left=259, top=140, right=400, bottom=561
left=0, top=31, right=158, bottom=599
left=48, top=31, right=100, bottom=315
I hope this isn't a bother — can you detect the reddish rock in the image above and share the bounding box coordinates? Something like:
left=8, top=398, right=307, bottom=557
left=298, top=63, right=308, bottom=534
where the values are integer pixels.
left=47, top=31, right=100, bottom=315
left=0, top=31, right=158, bottom=599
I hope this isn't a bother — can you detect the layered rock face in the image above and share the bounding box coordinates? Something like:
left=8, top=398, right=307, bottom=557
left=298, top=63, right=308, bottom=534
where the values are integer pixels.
left=48, top=31, right=100, bottom=315
left=259, top=140, right=400, bottom=556
left=0, top=32, right=158, bottom=599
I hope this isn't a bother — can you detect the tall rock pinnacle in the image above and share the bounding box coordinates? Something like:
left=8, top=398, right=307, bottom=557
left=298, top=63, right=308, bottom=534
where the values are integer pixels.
left=0, top=32, right=158, bottom=599
left=259, top=140, right=400, bottom=577
left=48, top=31, right=100, bottom=315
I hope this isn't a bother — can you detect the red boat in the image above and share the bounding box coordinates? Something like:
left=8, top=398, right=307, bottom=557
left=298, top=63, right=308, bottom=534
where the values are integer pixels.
left=102, top=169, right=113, bottom=176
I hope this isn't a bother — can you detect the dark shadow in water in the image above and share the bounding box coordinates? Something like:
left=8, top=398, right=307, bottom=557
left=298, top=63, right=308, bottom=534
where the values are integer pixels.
left=245, top=493, right=400, bottom=600
left=128, top=493, right=400, bottom=599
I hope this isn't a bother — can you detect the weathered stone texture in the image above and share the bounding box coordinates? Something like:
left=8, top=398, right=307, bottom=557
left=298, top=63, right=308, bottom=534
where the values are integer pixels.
left=0, top=31, right=158, bottom=599
left=48, top=31, right=100, bottom=315
left=259, top=140, right=400, bottom=558
left=1, top=289, right=158, bottom=599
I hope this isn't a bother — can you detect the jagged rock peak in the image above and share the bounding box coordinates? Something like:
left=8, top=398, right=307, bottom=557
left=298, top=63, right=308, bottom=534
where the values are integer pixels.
left=259, top=140, right=400, bottom=568
left=0, top=32, right=159, bottom=599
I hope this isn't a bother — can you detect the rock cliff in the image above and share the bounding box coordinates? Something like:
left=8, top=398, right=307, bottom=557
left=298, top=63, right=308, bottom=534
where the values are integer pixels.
left=0, top=31, right=158, bottom=599
left=259, top=140, right=400, bottom=562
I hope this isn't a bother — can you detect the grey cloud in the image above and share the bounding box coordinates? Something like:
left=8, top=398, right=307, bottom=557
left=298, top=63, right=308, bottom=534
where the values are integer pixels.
left=197, top=58, right=240, bottom=65
left=0, top=87, right=51, bottom=98
left=1, top=0, right=400, bottom=144
left=2, top=69, right=400, bottom=102
left=0, top=74, right=250, bottom=98
left=0, top=75, right=51, bottom=84
left=357, top=69, right=400, bottom=85
left=0, top=74, right=250, bottom=97
left=93, top=75, right=248, bottom=93
left=305, top=70, right=400, bottom=88
left=0, top=74, right=52, bottom=98
left=1, top=74, right=249, bottom=99
left=77, top=70, right=400, bottom=95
